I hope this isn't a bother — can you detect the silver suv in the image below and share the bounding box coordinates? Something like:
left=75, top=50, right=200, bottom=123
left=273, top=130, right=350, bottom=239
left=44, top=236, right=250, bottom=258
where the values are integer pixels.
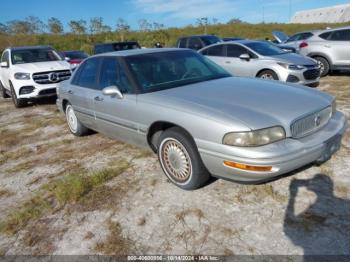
left=297, top=27, right=350, bottom=76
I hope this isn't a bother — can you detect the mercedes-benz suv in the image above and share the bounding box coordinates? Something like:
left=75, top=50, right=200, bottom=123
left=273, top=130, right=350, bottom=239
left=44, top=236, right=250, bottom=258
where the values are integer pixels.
left=0, top=45, right=71, bottom=107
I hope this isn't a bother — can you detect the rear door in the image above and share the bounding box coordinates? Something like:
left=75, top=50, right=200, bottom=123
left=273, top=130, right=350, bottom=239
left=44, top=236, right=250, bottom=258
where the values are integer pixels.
left=200, top=44, right=227, bottom=72
left=326, top=29, right=350, bottom=66
left=67, top=57, right=101, bottom=127
left=92, top=57, right=143, bottom=145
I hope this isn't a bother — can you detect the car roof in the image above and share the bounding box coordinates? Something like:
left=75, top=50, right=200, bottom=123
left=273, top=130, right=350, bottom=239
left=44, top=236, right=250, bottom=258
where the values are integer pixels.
left=178, top=35, right=218, bottom=39
left=94, top=41, right=139, bottom=46
left=7, top=45, right=53, bottom=51
left=93, top=48, right=188, bottom=57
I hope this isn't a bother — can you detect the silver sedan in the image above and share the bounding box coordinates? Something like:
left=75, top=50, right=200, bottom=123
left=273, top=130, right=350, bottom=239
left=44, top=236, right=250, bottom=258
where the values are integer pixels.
left=57, top=48, right=347, bottom=190
left=199, top=40, right=320, bottom=87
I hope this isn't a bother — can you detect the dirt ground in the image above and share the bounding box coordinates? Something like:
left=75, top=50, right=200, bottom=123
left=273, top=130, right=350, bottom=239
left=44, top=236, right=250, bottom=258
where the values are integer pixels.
left=0, top=75, right=349, bottom=256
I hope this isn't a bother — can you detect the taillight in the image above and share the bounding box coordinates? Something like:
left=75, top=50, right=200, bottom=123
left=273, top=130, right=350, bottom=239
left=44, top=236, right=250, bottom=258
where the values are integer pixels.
left=69, top=59, right=81, bottom=64
left=299, top=42, right=308, bottom=48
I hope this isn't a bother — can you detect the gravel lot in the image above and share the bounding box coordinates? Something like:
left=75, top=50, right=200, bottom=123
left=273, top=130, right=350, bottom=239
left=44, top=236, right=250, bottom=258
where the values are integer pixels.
left=0, top=75, right=349, bottom=256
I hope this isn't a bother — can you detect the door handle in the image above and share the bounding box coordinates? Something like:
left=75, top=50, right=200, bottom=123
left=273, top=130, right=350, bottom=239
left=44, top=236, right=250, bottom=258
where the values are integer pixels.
left=94, top=96, right=104, bottom=102
left=225, top=61, right=231, bottom=64
left=68, top=90, right=74, bottom=94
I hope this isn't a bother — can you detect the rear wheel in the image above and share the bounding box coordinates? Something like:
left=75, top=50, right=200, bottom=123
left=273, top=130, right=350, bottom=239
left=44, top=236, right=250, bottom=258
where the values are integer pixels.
left=65, top=103, right=89, bottom=136
left=258, top=70, right=279, bottom=80
left=0, top=81, right=10, bottom=98
left=314, top=56, right=329, bottom=77
left=157, top=127, right=210, bottom=190
left=10, top=83, right=27, bottom=108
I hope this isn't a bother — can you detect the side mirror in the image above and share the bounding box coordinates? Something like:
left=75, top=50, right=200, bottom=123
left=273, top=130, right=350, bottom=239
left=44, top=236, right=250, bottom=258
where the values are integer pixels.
left=1, top=61, right=8, bottom=68
left=102, top=86, right=123, bottom=99
left=239, top=53, right=250, bottom=61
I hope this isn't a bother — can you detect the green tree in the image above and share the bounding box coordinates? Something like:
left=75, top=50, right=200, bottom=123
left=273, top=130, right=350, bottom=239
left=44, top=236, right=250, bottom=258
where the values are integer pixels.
left=25, top=16, right=46, bottom=34
left=48, top=17, right=64, bottom=34
left=138, top=19, right=152, bottom=32
left=89, top=17, right=111, bottom=34
left=7, top=20, right=32, bottom=34
left=68, top=20, right=87, bottom=34
left=116, top=18, right=130, bottom=41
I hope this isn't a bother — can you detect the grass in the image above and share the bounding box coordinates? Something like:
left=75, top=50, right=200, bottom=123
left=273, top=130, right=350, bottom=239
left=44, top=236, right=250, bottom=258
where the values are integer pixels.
left=235, top=184, right=288, bottom=204
left=0, top=147, right=33, bottom=166
left=0, top=189, right=15, bottom=198
left=0, top=159, right=131, bottom=235
left=95, top=219, right=133, bottom=255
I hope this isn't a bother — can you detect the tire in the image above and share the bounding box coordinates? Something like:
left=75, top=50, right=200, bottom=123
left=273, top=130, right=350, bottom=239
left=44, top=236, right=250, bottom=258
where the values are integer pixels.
left=157, top=127, right=210, bottom=190
left=314, top=56, right=329, bottom=77
left=257, top=70, right=279, bottom=80
left=65, top=103, right=89, bottom=136
left=10, top=83, right=27, bottom=108
left=0, top=81, right=10, bottom=98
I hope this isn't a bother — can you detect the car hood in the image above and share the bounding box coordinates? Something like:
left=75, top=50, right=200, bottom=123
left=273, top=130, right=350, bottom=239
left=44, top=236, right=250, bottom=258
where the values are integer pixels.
left=13, top=60, right=71, bottom=73
left=140, top=77, right=332, bottom=134
left=272, top=31, right=289, bottom=43
left=263, top=53, right=316, bottom=66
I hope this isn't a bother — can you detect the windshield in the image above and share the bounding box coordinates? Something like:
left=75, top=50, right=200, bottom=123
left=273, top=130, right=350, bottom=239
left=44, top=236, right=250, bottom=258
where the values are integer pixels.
left=245, top=42, right=286, bottom=56
left=202, top=36, right=221, bottom=45
left=64, top=51, right=88, bottom=60
left=125, top=50, right=230, bottom=93
left=11, top=48, right=61, bottom=64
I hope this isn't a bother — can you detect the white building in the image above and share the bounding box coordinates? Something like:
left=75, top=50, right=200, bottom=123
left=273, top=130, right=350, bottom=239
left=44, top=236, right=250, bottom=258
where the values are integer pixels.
left=291, top=4, right=350, bottom=23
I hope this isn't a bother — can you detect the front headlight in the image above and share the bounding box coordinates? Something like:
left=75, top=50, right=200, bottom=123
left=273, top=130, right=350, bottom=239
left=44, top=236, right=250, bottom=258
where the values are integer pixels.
left=277, top=63, right=304, bottom=70
left=14, top=72, right=30, bottom=80
left=223, top=126, right=286, bottom=147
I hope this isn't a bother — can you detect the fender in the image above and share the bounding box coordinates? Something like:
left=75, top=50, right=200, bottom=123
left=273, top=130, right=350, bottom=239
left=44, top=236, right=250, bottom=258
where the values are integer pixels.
left=307, top=52, right=334, bottom=70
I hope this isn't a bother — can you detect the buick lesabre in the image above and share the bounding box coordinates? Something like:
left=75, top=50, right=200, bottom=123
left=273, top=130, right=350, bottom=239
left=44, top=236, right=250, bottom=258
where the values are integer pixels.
left=56, top=49, right=347, bottom=190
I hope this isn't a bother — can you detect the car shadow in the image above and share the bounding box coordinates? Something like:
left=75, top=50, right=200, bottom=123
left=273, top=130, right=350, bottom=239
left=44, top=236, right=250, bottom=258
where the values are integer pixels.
left=328, top=70, right=350, bottom=77
left=26, top=96, right=57, bottom=107
left=284, top=174, right=350, bottom=259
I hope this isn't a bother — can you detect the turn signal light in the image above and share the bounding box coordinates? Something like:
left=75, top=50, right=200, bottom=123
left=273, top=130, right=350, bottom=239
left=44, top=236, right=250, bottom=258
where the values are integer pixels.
left=223, top=160, right=272, bottom=172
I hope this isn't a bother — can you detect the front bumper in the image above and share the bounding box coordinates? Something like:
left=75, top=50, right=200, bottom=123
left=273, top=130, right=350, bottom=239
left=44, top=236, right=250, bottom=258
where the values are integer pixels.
left=197, top=111, right=348, bottom=182
left=278, top=67, right=320, bottom=86
left=12, top=79, right=58, bottom=99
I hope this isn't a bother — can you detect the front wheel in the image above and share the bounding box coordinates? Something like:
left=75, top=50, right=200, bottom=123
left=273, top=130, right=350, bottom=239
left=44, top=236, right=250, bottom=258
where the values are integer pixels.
left=157, top=127, right=210, bottom=190
left=65, top=103, right=89, bottom=136
left=10, top=84, right=27, bottom=108
left=258, top=70, right=279, bottom=80
left=314, top=56, right=330, bottom=77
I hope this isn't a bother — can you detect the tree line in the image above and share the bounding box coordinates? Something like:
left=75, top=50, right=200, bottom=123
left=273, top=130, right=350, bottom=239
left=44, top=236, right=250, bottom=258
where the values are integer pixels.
left=0, top=16, right=348, bottom=54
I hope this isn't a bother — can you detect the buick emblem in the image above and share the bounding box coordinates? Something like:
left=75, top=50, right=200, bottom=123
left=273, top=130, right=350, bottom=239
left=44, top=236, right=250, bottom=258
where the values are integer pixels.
left=49, top=73, right=59, bottom=82
left=314, top=115, right=321, bottom=127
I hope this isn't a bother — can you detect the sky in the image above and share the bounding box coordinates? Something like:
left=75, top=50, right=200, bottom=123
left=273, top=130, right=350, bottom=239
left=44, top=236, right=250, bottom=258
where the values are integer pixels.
left=1, top=0, right=350, bottom=30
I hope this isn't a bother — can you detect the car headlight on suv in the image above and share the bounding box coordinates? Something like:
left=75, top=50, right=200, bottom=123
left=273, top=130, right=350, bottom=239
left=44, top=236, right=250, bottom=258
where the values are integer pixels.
left=223, top=126, right=286, bottom=147
left=277, top=63, right=305, bottom=70
left=14, top=72, right=31, bottom=80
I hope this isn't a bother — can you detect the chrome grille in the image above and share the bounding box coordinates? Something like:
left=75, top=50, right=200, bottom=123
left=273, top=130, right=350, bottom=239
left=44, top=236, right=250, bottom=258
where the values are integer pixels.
left=291, top=107, right=332, bottom=138
left=32, top=70, right=71, bottom=84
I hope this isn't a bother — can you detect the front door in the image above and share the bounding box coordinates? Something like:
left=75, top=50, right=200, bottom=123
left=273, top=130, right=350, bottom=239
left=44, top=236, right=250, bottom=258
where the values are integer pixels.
left=0, top=51, right=11, bottom=90
left=91, top=57, right=145, bottom=146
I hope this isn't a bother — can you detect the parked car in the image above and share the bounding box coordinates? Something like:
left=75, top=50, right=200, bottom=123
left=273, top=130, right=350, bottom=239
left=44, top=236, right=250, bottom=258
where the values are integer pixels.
left=297, top=27, right=350, bottom=76
left=0, top=45, right=71, bottom=107
left=176, top=35, right=221, bottom=50
left=199, top=40, right=320, bottom=87
left=272, top=30, right=315, bottom=51
left=263, top=41, right=296, bottom=53
left=94, top=41, right=141, bottom=55
left=57, top=48, right=347, bottom=190
left=61, top=50, right=89, bottom=69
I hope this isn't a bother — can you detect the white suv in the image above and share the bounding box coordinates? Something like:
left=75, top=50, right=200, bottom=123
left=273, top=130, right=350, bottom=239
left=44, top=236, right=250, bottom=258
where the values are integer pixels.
left=0, top=45, right=71, bottom=107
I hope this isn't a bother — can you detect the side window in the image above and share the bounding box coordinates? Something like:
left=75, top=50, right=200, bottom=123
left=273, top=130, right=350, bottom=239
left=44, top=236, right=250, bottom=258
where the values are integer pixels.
left=204, top=45, right=224, bottom=56
left=329, top=29, right=350, bottom=41
left=99, top=57, right=131, bottom=93
left=301, top=32, right=313, bottom=40
left=286, top=34, right=301, bottom=42
left=226, top=45, right=248, bottom=58
left=1, top=51, right=9, bottom=64
left=179, top=38, right=187, bottom=48
left=319, top=32, right=331, bottom=40
left=76, top=58, right=101, bottom=89
left=188, top=37, right=203, bottom=50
